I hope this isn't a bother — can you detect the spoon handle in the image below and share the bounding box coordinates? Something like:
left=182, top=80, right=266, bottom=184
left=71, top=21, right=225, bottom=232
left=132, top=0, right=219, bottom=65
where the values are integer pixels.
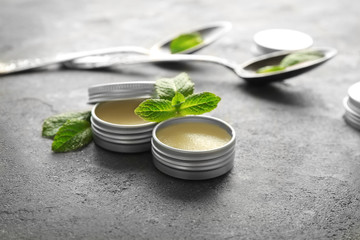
left=0, top=46, right=150, bottom=75
left=67, top=54, right=239, bottom=73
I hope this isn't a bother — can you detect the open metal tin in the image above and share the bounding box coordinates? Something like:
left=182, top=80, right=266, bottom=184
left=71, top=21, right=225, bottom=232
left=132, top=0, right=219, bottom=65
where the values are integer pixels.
left=151, top=115, right=236, bottom=180
left=88, top=81, right=157, bottom=153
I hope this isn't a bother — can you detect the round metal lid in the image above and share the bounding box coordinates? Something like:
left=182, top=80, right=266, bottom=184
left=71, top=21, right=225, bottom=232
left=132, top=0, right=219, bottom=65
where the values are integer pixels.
left=348, top=81, right=360, bottom=110
left=343, top=97, right=360, bottom=131
left=253, top=29, right=313, bottom=54
left=88, top=81, right=155, bottom=104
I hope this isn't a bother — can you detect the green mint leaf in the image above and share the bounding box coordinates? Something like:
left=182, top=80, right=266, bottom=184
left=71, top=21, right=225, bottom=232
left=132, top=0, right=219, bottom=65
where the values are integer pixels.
left=171, top=92, right=185, bottom=107
left=155, top=72, right=194, bottom=100
left=280, top=50, right=324, bottom=68
left=42, top=111, right=91, bottom=138
left=170, top=32, right=203, bottom=54
left=134, top=99, right=177, bottom=122
left=52, top=119, right=93, bottom=153
left=179, top=92, right=221, bottom=116
left=256, top=65, right=286, bottom=74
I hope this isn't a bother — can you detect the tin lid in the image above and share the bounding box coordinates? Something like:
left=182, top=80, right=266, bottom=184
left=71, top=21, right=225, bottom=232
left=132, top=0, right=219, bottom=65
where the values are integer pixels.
left=343, top=96, right=360, bottom=131
left=253, top=29, right=313, bottom=54
left=88, top=81, right=156, bottom=104
left=348, top=81, right=360, bottom=111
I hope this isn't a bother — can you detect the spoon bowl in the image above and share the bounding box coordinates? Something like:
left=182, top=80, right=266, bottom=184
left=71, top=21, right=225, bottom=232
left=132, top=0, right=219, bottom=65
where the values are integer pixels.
left=150, top=21, right=232, bottom=55
left=237, top=47, right=337, bottom=84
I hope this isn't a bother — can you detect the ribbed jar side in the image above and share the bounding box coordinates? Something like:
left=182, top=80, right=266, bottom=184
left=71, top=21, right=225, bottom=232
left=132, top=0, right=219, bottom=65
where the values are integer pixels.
left=93, top=134, right=152, bottom=153
left=153, top=158, right=234, bottom=180
left=91, top=122, right=153, bottom=141
left=152, top=141, right=235, bottom=166
left=152, top=147, right=235, bottom=172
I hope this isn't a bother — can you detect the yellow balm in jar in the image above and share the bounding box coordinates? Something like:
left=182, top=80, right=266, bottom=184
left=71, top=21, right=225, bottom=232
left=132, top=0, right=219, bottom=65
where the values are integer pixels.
left=95, top=99, right=149, bottom=125
left=156, top=122, right=231, bottom=151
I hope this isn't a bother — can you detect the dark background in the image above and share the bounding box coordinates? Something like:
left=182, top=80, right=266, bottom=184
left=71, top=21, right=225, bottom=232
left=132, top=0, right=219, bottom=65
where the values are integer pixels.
left=1, top=0, right=360, bottom=239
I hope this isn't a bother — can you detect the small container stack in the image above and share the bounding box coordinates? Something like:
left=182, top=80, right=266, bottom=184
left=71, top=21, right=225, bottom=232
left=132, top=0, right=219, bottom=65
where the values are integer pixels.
left=88, top=81, right=237, bottom=180
left=343, top=81, right=360, bottom=130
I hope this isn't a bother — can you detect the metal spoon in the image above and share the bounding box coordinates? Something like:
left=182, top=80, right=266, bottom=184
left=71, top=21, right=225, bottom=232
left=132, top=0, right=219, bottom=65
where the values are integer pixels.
left=0, top=21, right=232, bottom=75
left=67, top=47, right=337, bottom=84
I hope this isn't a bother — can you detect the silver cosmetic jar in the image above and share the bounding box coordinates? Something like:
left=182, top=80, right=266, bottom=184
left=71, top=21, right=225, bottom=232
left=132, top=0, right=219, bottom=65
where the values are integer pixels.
left=151, top=115, right=236, bottom=180
left=88, top=81, right=157, bottom=153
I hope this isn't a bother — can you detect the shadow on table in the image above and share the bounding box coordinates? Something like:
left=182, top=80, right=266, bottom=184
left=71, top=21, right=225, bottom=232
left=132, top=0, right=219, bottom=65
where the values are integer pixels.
left=238, top=82, right=311, bottom=107
left=92, top=145, right=231, bottom=202
left=92, top=145, right=153, bottom=171
left=152, top=62, right=199, bottom=71
left=149, top=167, right=232, bottom=202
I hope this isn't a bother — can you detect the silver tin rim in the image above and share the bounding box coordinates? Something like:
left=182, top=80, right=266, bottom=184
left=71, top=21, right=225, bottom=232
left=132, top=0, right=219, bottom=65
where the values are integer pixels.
left=88, top=81, right=155, bottom=104
left=152, top=115, right=236, bottom=154
left=91, top=117, right=154, bottom=135
left=151, top=137, right=235, bottom=161
left=89, top=81, right=155, bottom=94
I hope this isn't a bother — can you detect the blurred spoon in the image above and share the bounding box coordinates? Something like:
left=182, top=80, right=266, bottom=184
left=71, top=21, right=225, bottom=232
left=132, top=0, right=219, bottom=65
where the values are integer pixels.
left=0, top=21, right=232, bottom=75
left=68, top=47, right=337, bottom=84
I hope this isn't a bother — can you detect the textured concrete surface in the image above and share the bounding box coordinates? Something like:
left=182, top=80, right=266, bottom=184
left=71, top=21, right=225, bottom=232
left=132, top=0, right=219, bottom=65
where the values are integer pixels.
left=1, top=0, right=360, bottom=239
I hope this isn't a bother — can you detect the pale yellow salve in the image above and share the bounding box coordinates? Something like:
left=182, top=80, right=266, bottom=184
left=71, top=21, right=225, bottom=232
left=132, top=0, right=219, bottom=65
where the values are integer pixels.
left=95, top=99, right=148, bottom=125
left=156, top=122, right=231, bottom=151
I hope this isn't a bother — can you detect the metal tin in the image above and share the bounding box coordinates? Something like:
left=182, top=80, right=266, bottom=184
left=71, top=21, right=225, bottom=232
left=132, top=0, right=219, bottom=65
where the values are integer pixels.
left=89, top=81, right=157, bottom=153
left=343, top=82, right=360, bottom=131
left=151, top=116, right=236, bottom=180
left=343, top=97, right=360, bottom=131
left=253, top=29, right=313, bottom=54
left=348, top=81, right=360, bottom=111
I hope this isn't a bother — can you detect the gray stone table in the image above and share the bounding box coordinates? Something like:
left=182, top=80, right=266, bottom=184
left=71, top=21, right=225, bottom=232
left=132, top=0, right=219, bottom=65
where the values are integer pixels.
left=1, top=0, right=360, bottom=239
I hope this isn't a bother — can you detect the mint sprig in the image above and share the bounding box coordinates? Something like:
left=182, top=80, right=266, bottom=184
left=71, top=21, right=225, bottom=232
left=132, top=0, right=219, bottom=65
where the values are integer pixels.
left=134, top=99, right=177, bottom=122
left=42, top=111, right=93, bottom=152
left=280, top=50, right=323, bottom=68
left=256, top=50, right=324, bottom=74
left=155, top=72, right=194, bottom=100
left=42, top=111, right=91, bottom=138
left=178, top=92, right=221, bottom=116
left=135, top=73, right=221, bottom=122
left=52, top=119, right=93, bottom=153
left=170, top=32, right=203, bottom=54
